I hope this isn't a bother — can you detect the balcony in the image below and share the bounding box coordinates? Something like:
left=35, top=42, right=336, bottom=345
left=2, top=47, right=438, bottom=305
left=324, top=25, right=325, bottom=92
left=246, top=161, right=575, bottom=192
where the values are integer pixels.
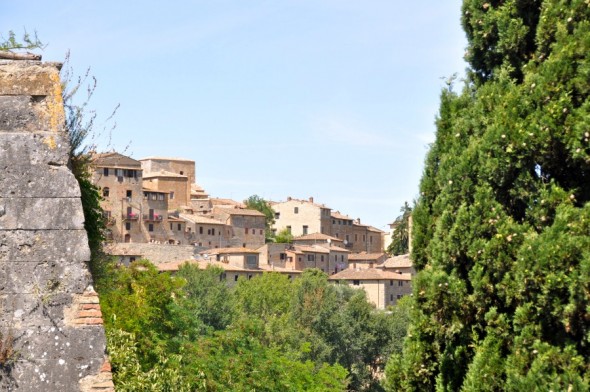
left=122, top=213, right=139, bottom=221
left=143, top=214, right=163, bottom=222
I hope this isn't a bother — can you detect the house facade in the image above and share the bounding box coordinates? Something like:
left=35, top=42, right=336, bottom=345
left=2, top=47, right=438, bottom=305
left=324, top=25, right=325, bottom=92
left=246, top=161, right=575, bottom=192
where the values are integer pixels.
left=329, top=268, right=412, bottom=309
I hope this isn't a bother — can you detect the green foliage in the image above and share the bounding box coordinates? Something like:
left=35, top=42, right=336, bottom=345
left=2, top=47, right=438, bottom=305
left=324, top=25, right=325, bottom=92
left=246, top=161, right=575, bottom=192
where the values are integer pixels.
left=107, top=328, right=191, bottom=392
left=274, top=227, right=294, bottom=243
left=100, top=261, right=411, bottom=390
left=244, top=194, right=276, bottom=241
left=0, top=30, right=44, bottom=51
left=387, top=201, right=412, bottom=256
left=396, top=1, right=590, bottom=390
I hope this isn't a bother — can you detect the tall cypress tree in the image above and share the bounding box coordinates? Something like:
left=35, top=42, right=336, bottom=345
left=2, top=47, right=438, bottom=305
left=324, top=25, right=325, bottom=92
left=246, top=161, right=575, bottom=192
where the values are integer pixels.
left=389, top=1, right=590, bottom=390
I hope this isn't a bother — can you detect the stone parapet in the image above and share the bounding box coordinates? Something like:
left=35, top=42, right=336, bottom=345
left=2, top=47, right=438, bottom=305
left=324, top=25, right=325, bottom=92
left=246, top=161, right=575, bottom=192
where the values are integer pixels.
left=0, top=60, right=113, bottom=391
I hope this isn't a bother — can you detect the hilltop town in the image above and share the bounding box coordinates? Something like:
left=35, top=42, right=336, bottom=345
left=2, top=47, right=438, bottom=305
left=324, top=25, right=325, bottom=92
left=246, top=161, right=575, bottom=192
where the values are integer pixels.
left=92, top=152, right=414, bottom=309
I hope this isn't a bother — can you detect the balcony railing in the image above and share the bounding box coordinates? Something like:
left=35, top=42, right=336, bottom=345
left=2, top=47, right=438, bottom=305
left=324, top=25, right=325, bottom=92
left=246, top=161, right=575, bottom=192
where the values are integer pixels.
left=122, top=213, right=139, bottom=221
left=143, top=214, right=163, bottom=222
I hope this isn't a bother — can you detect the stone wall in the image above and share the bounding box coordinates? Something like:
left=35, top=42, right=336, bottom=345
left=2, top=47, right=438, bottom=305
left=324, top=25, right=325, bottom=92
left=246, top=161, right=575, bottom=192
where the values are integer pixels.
left=0, top=60, right=113, bottom=391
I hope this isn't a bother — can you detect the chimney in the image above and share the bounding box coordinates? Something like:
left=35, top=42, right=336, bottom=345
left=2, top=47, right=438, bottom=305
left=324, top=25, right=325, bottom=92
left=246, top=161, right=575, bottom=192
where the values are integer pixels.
left=287, top=196, right=292, bottom=201
left=309, top=197, right=314, bottom=203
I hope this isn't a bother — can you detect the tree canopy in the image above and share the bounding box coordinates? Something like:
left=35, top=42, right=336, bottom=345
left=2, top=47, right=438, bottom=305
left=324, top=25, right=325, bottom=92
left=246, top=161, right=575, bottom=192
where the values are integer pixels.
left=389, top=1, right=590, bottom=390
left=244, top=194, right=276, bottom=241
left=386, top=201, right=412, bottom=256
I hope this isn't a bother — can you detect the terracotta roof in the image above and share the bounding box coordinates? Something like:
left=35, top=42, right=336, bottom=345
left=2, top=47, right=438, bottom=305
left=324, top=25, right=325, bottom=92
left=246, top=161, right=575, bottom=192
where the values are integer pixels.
left=294, top=245, right=330, bottom=254
left=214, top=207, right=265, bottom=217
left=143, top=170, right=188, bottom=179
left=274, top=197, right=329, bottom=209
left=142, top=187, right=168, bottom=194
left=380, top=254, right=413, bottom=269
left=292, top=233, right=343, bottom=243
left=331, top=211, right=352, bottom=220
left=348, top=253, right=387, bottom=261
left=210, top=198, right=245, bottom=208
left=158, top=259, right=302, bottom=274
left=203, top=247, right=260, bottom=255
left=329, top=268, right=412, bottom=281
left=367, top=226, right=385, bottom=233
left=167, top=217, right=184, bottom=222
left=140, top=157, right=195, bottom=163
left=180, top=213, right=225, bottom=225
left=92, top=152, right=141, bottom=169
left=322, top=245, right=350, bottom=253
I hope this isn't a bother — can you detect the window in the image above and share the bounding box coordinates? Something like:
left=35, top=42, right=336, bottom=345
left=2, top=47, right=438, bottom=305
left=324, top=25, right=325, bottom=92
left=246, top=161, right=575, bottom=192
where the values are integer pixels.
left=275, top=212, right=280, bottom=219
left=235, top=275, right=239, bottom=282
left=332, top=219, right=336, bottom=224
left=199, top=226, right=203, bottom=234
left=125, top=222, right=131, bottom=231
left=170, top=223, right=173, bottom=230
left=207, top=229, right=211, bottom=235
left=303, top=225, right=308, bottom=235
left=243, top=243, right=246, bottom=247
left=341, top=255, right=344, bottom=262
left=345, top=234, right=349, bottom=242
left=294, top=207, right=299, bottom=214
left=353, top=280, right=360, bottom=286
left=126, top=190, right=132, bottom=198
left=102, top=187, right=110, bottom=197
left=178, top=224, right=181, bottom=231
left=286, top=226, right=291, bottom=233
left=158, top=193, right=165, bottom=201
left=307, top=254, right=315, bottom=261
left=334, top=255, right=337, bottom=261
left=321, top=255, right=324, bottom=262
left=397, top=294, right=402, bottom=300
left=246, top=255, right=257, bottom=268
left=398, top=281, right=404, bottom=287
left=390, top=294, right=394, bottom=302
left=151, top=193, right=157, bottom=201
left=180, top=171, right=184, bottom=175
left=245, top=228, right=249, bottom=234
left=219, top=273, right=226, bottom=281
left=280, top=253, right=286, bottom=260
left=148, top=224, right=154, bottom=232
left=170, top=191, right=175, bottom=200
left=103, top=168, right=109, bottom=176
left=248, top=274, right=253, bottom=280
left=211, top=228, right=215, bottom=236
left=116, top=169, right=124, bottom=177
left=260, top=229, right=263, bottom=235
left=390, top=280, right=394, bottom=286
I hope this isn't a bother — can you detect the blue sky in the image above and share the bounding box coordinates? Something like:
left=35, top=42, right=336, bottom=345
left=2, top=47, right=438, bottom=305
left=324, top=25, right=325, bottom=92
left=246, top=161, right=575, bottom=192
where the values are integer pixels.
left=3, top=1, right=466, bottom=230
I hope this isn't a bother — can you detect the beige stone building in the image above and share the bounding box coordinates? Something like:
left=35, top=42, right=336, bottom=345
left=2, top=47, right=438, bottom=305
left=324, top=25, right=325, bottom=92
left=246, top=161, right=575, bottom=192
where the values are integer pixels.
left=271, top=196, right=384, bottom=253
left=92, top=153, right=146, bottom=243
left=272, top=197, right=332, bottom=237
left=157, top=251, right=301, bottom=288
left=329, top=268, right=412, bottom=309
left=378, top=254, right=416, bottom=276
left=291, top=232, right=344, bottom=247
left=91, top=152, right=188, bottom=244
left=180, top=213, right=231, bottom=248
left=213, top=207, right=266, bottom=249
left=348, top=252, right=389, bottom=269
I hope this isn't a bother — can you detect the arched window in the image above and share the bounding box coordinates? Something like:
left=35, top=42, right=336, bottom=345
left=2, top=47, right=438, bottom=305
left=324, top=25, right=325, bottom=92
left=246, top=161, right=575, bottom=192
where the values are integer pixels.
left=103, top=187, right=110, bottom=197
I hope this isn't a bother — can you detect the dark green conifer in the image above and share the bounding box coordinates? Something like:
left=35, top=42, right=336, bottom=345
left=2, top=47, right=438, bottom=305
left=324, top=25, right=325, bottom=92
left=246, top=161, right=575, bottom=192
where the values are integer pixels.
left=390, top=1, right=590, bottom=390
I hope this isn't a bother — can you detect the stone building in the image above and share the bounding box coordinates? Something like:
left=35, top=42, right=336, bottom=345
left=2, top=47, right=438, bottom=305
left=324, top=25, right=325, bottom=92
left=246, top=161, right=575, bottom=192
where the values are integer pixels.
left=329, top=269, right=412, bottom=309
left=271, top=196, right=385, bottom=253
left=348, top=252, right=389, bottom=269
left=91, top=152, right=186, bottom=244
left=142, top=169, right=189, bottom=211
left=272, top=197, right=332, bottom=237
left=212, top=207, right=266, bottom=249
left=378, top=253, right=416, bottom=276
left=180, top=213, right=231, bottom=248
left=91, top=152, right=146, bottom=243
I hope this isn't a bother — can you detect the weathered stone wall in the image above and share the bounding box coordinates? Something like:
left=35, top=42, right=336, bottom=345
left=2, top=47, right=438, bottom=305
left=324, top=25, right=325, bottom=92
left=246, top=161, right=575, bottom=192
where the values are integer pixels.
left=0, top=60, right=113, bottom=391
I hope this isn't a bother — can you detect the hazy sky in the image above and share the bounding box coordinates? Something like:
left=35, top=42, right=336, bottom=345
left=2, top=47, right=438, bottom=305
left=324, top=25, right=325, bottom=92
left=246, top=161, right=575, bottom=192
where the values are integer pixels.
left=3, top=1, right=467, bottom=230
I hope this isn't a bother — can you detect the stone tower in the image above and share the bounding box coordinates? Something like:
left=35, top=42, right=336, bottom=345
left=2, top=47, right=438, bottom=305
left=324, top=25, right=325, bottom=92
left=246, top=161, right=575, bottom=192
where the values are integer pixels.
left=0, top=60, right=113, bottom=390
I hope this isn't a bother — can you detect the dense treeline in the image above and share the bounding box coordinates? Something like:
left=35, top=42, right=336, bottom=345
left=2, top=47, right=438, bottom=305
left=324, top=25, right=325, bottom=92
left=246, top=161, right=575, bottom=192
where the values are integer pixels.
left=96, top=261, right=412, bottom=391
left=389, top=1, right=590, bottom=390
